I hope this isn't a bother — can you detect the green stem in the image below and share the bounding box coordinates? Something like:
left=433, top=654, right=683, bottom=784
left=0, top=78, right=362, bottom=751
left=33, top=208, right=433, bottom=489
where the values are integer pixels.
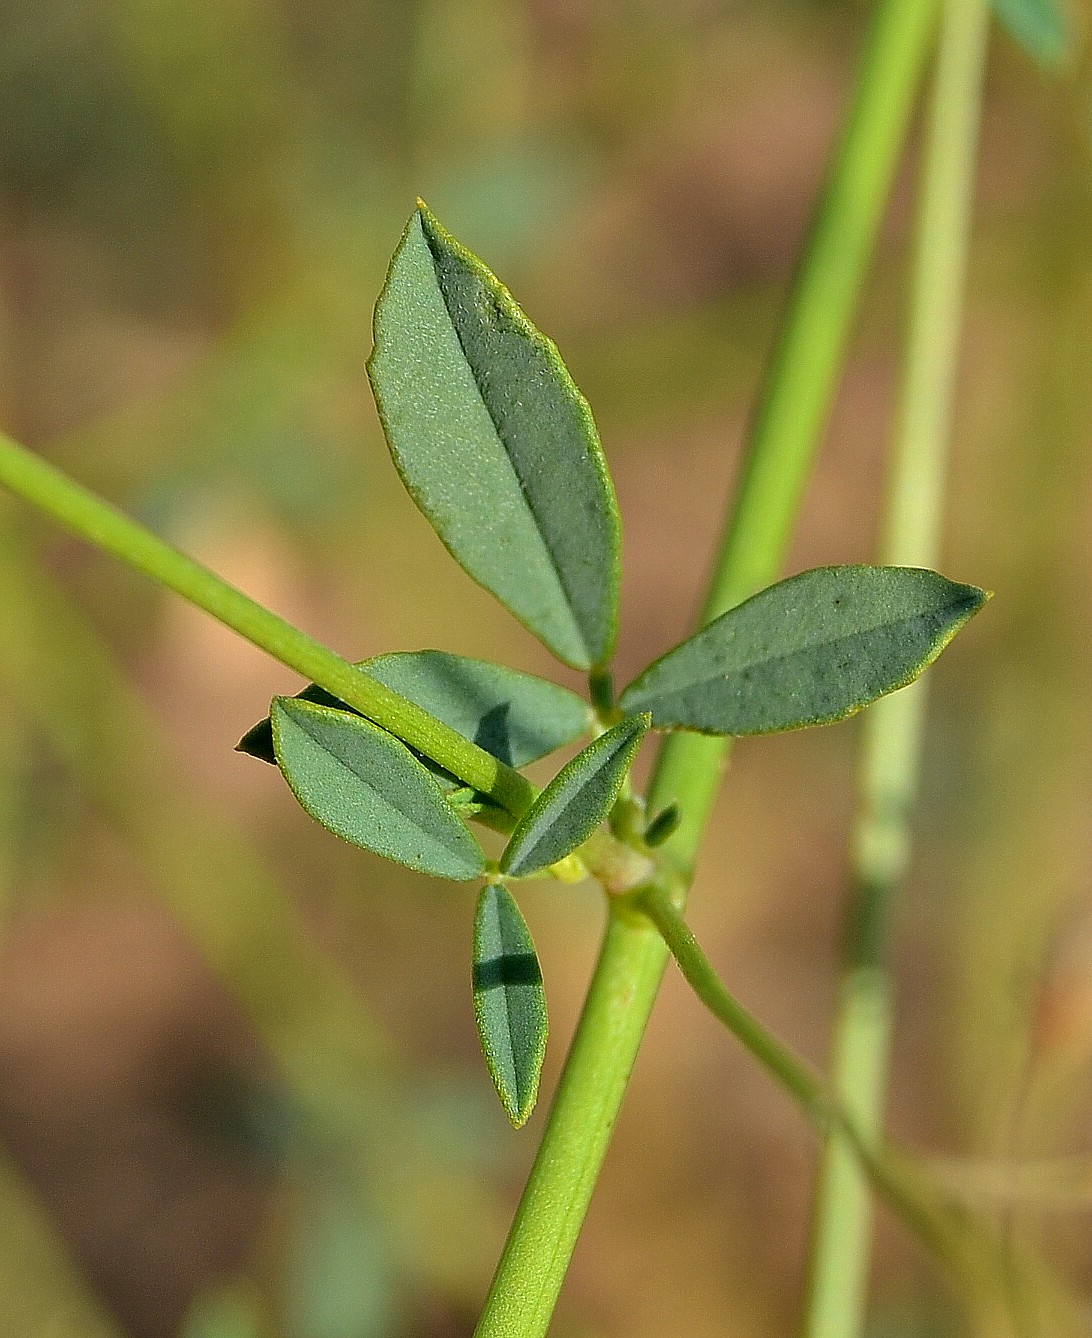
left=803, top=0, right=990, bottom=1331
left=636, top=886, right=1056, bottom=1305
left=648, top=0, right=942, bottom=869
left=637, top=882, right=833, bottom=1124
left=472, top=895, right=672, bottom=1338
left=474, top=0, right=939, bottom=1332
left=0, top=430, right=534, bottom=818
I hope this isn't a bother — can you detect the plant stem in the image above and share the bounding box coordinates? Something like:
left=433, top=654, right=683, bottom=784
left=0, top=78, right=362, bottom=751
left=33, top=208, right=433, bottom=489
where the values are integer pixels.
left=472, top=895, right=672, bottom=1337
left=474, top=0, right=939, bottom=1332
left=803, top=0, right=990, bottom=1331
left=0, top=430, right=535, bottom=818
left=637, top=882, right=833, bottom=1125
left=648, top=0, right=942, bottom=868
left=637, top=886, right=1083, bottom=1317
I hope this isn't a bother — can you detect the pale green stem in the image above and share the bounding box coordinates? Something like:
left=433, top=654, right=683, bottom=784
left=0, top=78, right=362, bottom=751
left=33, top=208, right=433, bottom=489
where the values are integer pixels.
left=637, top=886, right=1071, bottom=1310
left=474, top=0, right=939, bottom=1333
left=0, top=431, right=535, bottom=818
left=803, top=0, right=991, bottom=1333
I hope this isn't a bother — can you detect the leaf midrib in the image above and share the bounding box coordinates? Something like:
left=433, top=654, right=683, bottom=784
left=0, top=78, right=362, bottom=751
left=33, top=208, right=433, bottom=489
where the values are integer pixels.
left=635, top=596, right=972, bottom=694
left=422, top=225, right=591, bottom=666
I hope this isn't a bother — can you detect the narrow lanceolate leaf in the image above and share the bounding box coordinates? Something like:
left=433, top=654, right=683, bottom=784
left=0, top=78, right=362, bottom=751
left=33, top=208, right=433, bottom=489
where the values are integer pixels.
left=238, top=650, right=592, bottom=770
left=271, top=697, right=485, bottom=879
left=620, top=566, right=987, bottom=736
left=473, top=883, right=548, bottom=1127
left=991, top=0, right=1068, bottom=67
left=501, top=714, right=650, bottom=878
left=367, top=204, right=621, bottom=670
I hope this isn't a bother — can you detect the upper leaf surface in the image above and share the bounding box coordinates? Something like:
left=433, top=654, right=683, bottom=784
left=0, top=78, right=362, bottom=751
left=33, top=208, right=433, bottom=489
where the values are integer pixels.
left=271, top=697, right=485, bottom=880
left=500, top=713, right=650, bottom=877
left=238, top=650, right=592, bottom=771
left=620, top=566, right=987, bottom=735
left=473, top=882, right=548, bottom=1127
left=992, top=0, right=1068, bottom=66
left=367, top=204, right=621, bottom=670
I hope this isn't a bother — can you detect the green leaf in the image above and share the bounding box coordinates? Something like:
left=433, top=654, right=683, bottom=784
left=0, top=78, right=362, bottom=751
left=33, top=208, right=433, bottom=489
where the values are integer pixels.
left=500, top=714, right=650, bottom=877
left=992, top=0, right=1068, bottom=67
left=620, top=566, right=987, bottom=736
left=271, top=697, right=485, bottom=879
left=238, top=650, right=592, bottom=771
left=473, top=883, right=548, bottom=1127
left=367, top=204, right=621, bottom=670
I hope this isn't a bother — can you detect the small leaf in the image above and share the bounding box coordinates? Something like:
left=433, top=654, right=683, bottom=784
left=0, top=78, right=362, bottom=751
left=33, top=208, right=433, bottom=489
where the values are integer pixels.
left=271, top=697, right=485, bottom=879
left=620, top=566, right=987, bottom=736
left=644, top=803, right=681, bottom=848
left=473, top=883, right=548, bottom=1127
left=239, top=650, right=592, bottom=771
left=501, top=714, right=650, bottom=877
left=367, top=204, right=621, bottom=670
left=992, top=0, right=1068, bottom=67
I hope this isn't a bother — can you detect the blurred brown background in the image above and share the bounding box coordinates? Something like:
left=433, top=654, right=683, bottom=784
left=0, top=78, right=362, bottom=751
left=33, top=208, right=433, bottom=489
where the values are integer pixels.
left=1, top=0, right=1092, bottom=1334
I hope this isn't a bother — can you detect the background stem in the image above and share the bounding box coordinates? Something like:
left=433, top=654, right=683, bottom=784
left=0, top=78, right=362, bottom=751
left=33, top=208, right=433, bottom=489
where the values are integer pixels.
left=802, top=0, right=991, bottom=1331
left=0, top=431, right=535, bottom=817
left=474, top=0, right=939, bottom=1332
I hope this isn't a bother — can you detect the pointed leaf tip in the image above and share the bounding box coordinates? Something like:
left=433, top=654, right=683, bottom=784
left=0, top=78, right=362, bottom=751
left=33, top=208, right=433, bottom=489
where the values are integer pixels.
left=473, top=883, right=548, bottom=1127
left=501, top=713, right=650, bottom=877
left=620, top=566, right=986, bottom=736
left=271, top=697, right=485, bottom=879
left=368, top=206, right=621, bottom=669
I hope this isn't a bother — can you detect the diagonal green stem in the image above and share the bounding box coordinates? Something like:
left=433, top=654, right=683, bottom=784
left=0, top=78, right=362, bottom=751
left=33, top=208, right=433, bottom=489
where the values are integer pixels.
left=803, top=0, right=991, bottom=1331
left=474, top=0, right=940, bottom=1333
left=637, top=881, right=833, bottom=1124
left=0, top=430, right=535, bottom=818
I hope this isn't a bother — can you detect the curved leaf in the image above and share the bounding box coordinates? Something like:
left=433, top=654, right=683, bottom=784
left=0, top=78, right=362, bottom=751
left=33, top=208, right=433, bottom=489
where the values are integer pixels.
left=473, top=883, right=548, bottom=1127
left=501, top=714, right=650, bottom=877
left=239, top=650, right=592, bottom=771
left=992, top=0, right=1068, bottom=66
left=367, top=204, right=621, bottom=670
left=271, top=697, right=485, bottom=879
left=620, top=566, right=987, bottom=736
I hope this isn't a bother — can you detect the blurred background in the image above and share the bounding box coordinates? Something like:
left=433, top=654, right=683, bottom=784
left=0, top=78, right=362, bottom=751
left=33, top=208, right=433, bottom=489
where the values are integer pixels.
left=1, top=0, right=1091, bottom=1334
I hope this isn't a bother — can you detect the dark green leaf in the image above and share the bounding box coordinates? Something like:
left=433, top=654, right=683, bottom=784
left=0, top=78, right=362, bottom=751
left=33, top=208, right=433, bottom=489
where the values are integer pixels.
left=271, top=697, right=485, bottom=879
left=992, top=0, right=1068, bottom=67
left=473, top=883, right=547, bottom=1127
left=620, top=566, right=987, bottom=735
left=238, top=650, right=592, bottom=772
left=501, top=714, right=650, bottom=877
left=644, top=803, right=681, bottom=848
left=367, top=204, right=621, bottom=670
left=618, top=561, right=984, bottom=738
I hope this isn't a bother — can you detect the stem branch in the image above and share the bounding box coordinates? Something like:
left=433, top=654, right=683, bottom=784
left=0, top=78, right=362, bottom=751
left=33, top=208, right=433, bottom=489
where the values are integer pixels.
left=0, top=430, right=535, bottom=817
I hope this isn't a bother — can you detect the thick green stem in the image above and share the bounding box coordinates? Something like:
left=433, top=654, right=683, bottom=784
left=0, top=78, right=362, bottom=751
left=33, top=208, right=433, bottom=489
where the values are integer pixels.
left=474, top=0, right=938, bottom=1332
left=648, top=0, right=941, bottom=867
left=0, top=430, right=535, bottom=818
left=803, top=0, right=990, bottom=1332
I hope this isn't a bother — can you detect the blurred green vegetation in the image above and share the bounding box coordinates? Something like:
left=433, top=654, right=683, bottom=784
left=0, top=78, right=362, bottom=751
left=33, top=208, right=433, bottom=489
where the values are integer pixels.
left=1, top=0, right=1091, bottom=1334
